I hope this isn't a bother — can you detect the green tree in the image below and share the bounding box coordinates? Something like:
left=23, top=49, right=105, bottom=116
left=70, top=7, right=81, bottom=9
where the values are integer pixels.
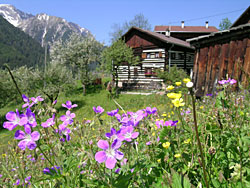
left=110, top=13, right=151, bottom=43
left=219, top=18, right=232, bottom=30
left=50, top=34, right=103, bottom=95
left=101, top=40, right=139, bottom=93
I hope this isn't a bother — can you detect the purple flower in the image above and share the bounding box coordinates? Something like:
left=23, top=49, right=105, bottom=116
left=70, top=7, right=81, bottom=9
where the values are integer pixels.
left=43, top=168, right=51, bottom=175
left=60, top=111, right=75, bottom=125
left=14, top=127, right=40, bottom=150
left=62, top=101, right=78, bottom=110
left=229, top=78, right=237, bottom=85
left=105, top=128, right=121, bottom=141
left=25, top=176, right=31, bottom=184
left=131, top=168, right=135, bottom=173
left=119, top=126, right=139, bottom=142
left=218, top=80, right=228, bottom=85
left=146, top=141, right=151, bottom=145
left=115, top=168, right=121, bottom=174
left=3, top=109, right=28, bottom=131
left=0, top=174, right=2, bottom=178
left=206, top=93, right=213, bottom=97
left=22, top=94, right=30, bottom=108
left=93, top=106, right=104, bottom=114
left=107, top=109, right=119, bottom=116
left=26, top=108, right=37, bottom=127
left=52, top=99, right=57, bottom=105
left=121, top=158, right=127, bottom=166
left=41, top=114, right=55, bottom=128
left=58, top=124, right=71, bottom=141
left=13, top=179, right=20, bottom=186
left=30, top=96, right=44, bottom=107
left=95, top=139, right=124, bottom=169
left=115, top=114, right=121, bottom=122
left=164, top=120, right=178, bottom=126
left=155, top=120, right=164, bottom=129
left=145, top=107, right=157, bottom=115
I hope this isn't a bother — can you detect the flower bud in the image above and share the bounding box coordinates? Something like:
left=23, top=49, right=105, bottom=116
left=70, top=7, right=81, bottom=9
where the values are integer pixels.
left=186, top=82, right=194, bottom=88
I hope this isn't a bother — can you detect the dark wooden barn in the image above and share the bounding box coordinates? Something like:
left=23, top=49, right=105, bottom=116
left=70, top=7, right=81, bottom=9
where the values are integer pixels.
left=119, top=27, right=194, bottom=90
left=187, top=7, right=250, bottom=96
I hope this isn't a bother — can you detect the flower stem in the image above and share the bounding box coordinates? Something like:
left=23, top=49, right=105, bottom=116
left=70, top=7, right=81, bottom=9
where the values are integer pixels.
left=190, top=88, right=209, bottom=188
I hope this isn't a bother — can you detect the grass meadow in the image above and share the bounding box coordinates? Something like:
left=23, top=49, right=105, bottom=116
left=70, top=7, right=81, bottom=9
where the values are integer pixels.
left=0, top=79, right=249, bottom=187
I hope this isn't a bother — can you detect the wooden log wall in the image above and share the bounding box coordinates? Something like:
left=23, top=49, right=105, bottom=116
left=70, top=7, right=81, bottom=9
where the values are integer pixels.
left=193, top=37, right=250, bottom=96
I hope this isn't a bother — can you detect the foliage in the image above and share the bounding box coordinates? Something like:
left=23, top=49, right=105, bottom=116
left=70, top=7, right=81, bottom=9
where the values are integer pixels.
left=101, top=40, right=139, bottom=93
left=0, top=64, right=75, bottom=108
left=0, top=77, right=250, bottom=187
left=110, top=13, right=151, bottom=43
left=0, top=15, right=44, bottom=69
left=156, top=65, right=189, bottom=85
left=50, top=34, right=103, bottom=95
left=219, top=17, right=232, bottom=30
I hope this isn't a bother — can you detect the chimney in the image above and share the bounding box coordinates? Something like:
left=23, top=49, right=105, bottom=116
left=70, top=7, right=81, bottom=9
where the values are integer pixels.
left=181, top=21, right=184, bottom=28
left=165, top=29, right=170, bottom=36
left=205, top=21, right=209, bottom=29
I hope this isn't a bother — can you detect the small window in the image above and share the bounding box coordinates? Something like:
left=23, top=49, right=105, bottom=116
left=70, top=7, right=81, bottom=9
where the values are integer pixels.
left=145, top=68, right=152, bottom=77
left=150, top=53, right=155, bottom=58
left=147, top=53, right=151, bottom=58
left=155, top=53, right=159, bottom=58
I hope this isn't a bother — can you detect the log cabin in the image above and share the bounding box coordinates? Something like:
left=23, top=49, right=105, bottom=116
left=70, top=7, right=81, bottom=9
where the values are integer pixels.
left=187, top=6, right=250, bottom=96
left=118, top=27, right=195, bottom=90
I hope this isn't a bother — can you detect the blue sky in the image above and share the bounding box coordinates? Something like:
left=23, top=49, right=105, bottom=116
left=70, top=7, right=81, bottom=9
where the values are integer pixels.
left=1, top=0, right=249, bottom=45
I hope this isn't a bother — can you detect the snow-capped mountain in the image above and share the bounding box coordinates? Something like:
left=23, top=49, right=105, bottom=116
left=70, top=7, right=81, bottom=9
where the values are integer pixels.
left=0, top=4, right=91, bottom=46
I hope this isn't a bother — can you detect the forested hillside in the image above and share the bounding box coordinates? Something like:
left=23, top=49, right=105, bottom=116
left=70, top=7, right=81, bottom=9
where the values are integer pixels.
left=0, top=15, right=44, bottom=68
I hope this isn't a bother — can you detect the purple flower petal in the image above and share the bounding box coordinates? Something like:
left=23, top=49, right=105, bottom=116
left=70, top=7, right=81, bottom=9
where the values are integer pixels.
left=97, top=140, right=109, bottom=150
left=27, top=141, right=37, bottom=150
left=18, top=140, right=27, bottom=150
left=95, top=151, right=107, bottom=163
left=131, top=132, right=139, bottom=139
left=115, top=151, right=124, bottom=160
left=14, top=130, right=25, bottom=140
left=3, top=122, right=17, bottom=131
left=111, top=139, right=122, bottom=150
left=105, top=157, right=117, bottom=169
left=31, top=131, right=40, bottom=141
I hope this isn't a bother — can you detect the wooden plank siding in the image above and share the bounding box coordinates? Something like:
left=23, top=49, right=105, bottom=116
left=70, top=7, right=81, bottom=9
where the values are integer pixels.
left=192, top=36, right=250, bottom=96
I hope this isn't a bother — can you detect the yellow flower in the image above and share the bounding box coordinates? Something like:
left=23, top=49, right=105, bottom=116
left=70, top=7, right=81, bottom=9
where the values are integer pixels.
left=162, top=142, right=170, bottom=149
left=157, top=159, right=161, bottom=163
left=175, top=82, right=182, bottom=86
left=2, top=154, right=6, bottom=158
left=162, top=113, right=167, bottom=117
left=167, top=93, right=182, bottom=99
left=166, top=85, right=175, bottom=91
left=152, top=132, right=155, bottom=136
left=183, top=78, right=191, bottom=83
left=200, top=106, right=204, bottom=109
left=184, top=139, right=191, bottom=144
left=172, top=98, right=185, bottom=108
left=174, top=154, right=181, bottom=158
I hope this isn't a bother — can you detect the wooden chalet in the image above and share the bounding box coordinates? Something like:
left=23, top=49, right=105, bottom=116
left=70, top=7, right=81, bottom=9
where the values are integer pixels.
left=117, top=27, right=194, bottom=90
left=154, top=21, right=218, bottom=41
left=187, top=6, right=250, bottom=96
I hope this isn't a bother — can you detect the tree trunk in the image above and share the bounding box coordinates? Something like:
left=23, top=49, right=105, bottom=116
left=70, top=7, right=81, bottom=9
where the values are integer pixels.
left=82, top=83, right=86, bottom=96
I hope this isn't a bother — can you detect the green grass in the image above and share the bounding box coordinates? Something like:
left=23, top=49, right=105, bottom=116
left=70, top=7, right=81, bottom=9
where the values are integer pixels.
left=0, top=83, right=169, bottom=153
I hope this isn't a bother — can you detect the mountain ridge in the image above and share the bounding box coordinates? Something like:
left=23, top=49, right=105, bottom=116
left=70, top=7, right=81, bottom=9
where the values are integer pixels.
left=0, top=4, right=91, bottom=46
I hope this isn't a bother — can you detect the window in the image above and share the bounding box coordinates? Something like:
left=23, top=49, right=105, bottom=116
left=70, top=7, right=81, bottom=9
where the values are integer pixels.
left=134, top=68, right=138, bottom=75
left=155, top=53, right=159, bottom=58
left=150, top=53, right=155, bottom=58
left=147, top=53, right=151, bottom=58
left=145, top=68, right=152, bottom=77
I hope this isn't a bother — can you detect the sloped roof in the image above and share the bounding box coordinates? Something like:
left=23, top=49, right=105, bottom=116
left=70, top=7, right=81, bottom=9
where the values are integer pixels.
left=154, top=25, right=218, bottom=33
left=187, top=23, right=250, bottom=43
left=231, top=6, right=250, bottom=28
left=123, top=26, right=194, bottom=49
